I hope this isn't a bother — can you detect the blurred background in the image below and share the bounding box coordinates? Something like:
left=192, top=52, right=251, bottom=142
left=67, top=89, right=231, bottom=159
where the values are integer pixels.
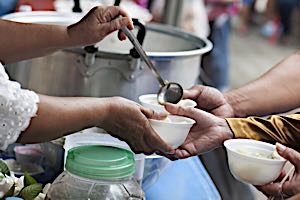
left=0, top=0, right=299, bottom=199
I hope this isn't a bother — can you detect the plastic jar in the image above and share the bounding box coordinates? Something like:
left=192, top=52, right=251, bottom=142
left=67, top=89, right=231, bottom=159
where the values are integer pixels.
left=47, top=145, right=144, bottom=200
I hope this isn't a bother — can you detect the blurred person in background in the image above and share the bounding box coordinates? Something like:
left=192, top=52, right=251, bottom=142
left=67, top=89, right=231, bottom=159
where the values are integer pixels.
left=259, top=0, right=299, bottom=44
left=238, top=0, right=255, bottom=33
left=276, top=0, right=300, bottom=44
left=200, top=0, right=239, bottom=91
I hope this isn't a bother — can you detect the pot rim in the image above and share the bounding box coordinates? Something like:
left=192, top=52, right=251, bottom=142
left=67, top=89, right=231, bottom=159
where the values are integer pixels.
left=2, top=11, right=212, bottom=58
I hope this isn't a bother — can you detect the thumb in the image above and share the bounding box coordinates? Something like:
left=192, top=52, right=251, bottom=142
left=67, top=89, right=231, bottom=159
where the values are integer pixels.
left=140, top=106, right=168, bottom=120
left=276, top=143, right=300, bottom=171
left=183, top=85, right=203, bottom=100
left=104, top=17, right=132, bottom=34
left=165, top=103, right=195, bottom=118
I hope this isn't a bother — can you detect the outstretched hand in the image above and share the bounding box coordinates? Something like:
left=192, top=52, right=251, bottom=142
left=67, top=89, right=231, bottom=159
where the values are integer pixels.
left=165, top=103, right=233, bottom=159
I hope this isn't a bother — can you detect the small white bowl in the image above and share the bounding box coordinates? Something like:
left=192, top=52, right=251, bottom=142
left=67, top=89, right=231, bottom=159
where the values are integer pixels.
left=149, top=115, right=195, bottom=148
left=139, top=94, right=197, bottom=113
left=224, top=139, right=286, bottom=185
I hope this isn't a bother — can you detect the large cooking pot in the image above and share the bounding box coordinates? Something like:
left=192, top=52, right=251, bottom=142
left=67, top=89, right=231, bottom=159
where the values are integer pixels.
left=2, top=12, right=212, bottom=101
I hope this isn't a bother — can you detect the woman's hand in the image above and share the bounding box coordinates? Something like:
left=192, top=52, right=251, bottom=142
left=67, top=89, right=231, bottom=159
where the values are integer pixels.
left=100, top=97, right=174, bottom=155
left=164, top=103, right=233, bottom=159
left=0, top=6, right=133, bottom=63
left=67, top=6, right=134, bottom=46
left=19, top=96, right=173, bottom=156
left=257, top=143, right=300, bottom=198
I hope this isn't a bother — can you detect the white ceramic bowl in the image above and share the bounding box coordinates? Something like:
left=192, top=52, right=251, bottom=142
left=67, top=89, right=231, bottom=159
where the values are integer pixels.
left=224, top=139, right=286, bottom=185
left=149, top=115, right=195, bottom=148
left=139, top=94, right=197, bottom=113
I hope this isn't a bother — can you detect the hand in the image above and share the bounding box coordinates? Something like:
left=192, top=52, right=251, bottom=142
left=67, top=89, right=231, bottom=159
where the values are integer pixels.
left=67, top=6, right=134, bottom=45
left=257, top=143, right=300, bottom=198
left=165, top=103, right=233, bottom=159
left=101, top=97, right=174, bottom=155
left=184, top=85, right=234, bottom=117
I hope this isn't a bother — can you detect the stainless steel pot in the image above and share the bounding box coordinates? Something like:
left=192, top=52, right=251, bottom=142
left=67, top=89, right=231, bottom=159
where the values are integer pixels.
left=3, top=12, right=212, bottom=102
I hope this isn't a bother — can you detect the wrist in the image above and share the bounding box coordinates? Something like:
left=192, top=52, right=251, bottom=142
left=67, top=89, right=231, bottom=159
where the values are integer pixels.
left=86, top=97, right=111, bottom=128
left=47, top=25, right=75, bottom=49
left=219, top=118, right=234, bottom=143
left=224, top=90, right=248, bottom=117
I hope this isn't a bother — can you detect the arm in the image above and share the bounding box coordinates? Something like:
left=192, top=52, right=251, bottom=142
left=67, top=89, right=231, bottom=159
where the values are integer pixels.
left=226, top=114, right=300, bottom=151
left=165, top=103, right=300, bottom=158
left=0, top=6, right=133, bottom=64
left=225, top=50, right=300, bottom=117
left=184, top=50, right=300, bottom=119
left=18, top=95, right=174, bottom=155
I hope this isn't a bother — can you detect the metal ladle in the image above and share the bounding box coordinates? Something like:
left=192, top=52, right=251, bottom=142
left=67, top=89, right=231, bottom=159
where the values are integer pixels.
left=121, top=26, right=183, bottom=104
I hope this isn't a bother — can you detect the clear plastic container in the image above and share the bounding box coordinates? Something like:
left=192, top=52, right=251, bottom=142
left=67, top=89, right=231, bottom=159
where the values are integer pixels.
left=64, top=128, right=145, bottom=183
left=47, top=145, right=144, bottom=200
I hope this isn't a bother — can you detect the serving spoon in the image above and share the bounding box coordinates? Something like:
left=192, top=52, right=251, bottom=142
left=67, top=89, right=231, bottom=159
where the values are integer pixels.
left=120, top=26, right=183, bottom=105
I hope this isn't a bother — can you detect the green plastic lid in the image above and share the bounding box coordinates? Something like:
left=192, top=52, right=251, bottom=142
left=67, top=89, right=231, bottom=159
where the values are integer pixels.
left=66, top=145, right=135, bottom=181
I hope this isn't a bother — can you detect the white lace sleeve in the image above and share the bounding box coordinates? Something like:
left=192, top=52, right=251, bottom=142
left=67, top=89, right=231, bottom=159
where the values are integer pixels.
left=0, top=63, right=39, bottom=151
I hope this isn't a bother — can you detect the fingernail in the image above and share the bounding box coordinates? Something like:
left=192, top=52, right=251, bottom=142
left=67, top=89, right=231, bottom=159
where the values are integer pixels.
left=166, top=150, right=175, bottom=155
left=276, top=143, right=286, bottom=152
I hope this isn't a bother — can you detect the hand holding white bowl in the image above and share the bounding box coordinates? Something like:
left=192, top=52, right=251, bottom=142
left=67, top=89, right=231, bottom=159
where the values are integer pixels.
left=149, top=115, right=195, bottom=148
left=224, top=139, right=286, bottom=185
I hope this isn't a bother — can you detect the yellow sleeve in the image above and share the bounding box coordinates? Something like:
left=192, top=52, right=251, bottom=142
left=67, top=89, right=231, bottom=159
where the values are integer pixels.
left=225, top=114, right=300, bottom=150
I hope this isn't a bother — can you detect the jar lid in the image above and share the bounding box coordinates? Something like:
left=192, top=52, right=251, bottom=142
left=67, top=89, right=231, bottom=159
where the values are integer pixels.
left=66, top=145, right=135, bottom=181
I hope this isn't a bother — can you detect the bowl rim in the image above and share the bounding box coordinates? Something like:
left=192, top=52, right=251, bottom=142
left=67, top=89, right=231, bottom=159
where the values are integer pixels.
left=149, top=115, right=196, bottom=126
left=139, top=94, right=163, bottom=106
left=224, top=139, right=286, bottom=163
left=139, top=94, right=197, bottom=107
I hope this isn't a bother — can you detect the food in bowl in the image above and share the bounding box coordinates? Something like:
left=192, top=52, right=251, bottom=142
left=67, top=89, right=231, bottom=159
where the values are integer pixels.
left=236, top=148, right=281, bottom=160
left=139, top=94, right=197, bottom=113
left=149, top=115, right=195, bottom=148
left=224, top=139, right=286, bottom=185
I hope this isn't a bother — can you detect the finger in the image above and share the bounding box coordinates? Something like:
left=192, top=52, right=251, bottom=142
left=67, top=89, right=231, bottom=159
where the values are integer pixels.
left=156, top=151, right=178, bottom=161
left=274, top=171, right=287, bottom=182
left=282, top=181, right=300, bottom=196
left=288, top=193, right=300, bottom=200
left=183, top=85, right=204, bottom=100
left=101, top=6, right=134, bottom=29
left=165, top=103, right=203, bottom=121
left=175, top=149, right=191, bottom=159
left=164, top=103, right=191, bottom=116
left=103, top=17, right=133, bottom=35
left=142, top=121, right=175, bottom=154
left=146, top=133, right=174, bottom=154
left=282, top=182, right=299, bottom=197
left=103, top=6, right=130, bottom=20
left=276, top=143, right=300, bottom=171
left=118, top=30, right=127, bottom=41
left=256, top=183, right=282, bottom=196
left=140, top=106, right=168, bottom=120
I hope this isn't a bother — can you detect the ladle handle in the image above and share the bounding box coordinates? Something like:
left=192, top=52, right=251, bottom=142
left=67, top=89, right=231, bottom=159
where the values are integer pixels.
left=73, top=0, right=82, bottom=13
left=121, top=26, right=166, bottom=86
left=114, top=0, right=165, bottom=86
left=114, top=0, right=121, bottom=6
